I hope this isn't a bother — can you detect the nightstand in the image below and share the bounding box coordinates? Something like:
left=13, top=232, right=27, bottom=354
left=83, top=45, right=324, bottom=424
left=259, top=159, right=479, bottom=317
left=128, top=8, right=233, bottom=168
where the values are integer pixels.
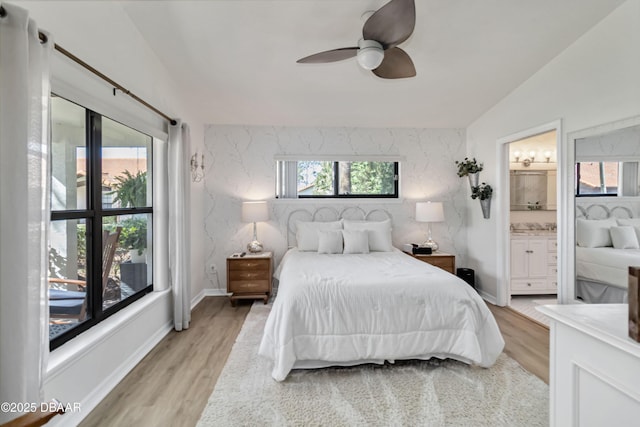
left=408, top=252, right=455, bottom=274
left=226, top=252, right=273, bottom=306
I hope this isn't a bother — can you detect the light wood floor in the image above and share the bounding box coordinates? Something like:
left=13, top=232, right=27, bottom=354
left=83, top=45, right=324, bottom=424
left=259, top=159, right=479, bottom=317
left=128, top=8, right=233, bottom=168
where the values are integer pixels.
left=81, top=297, right=549, bottom=426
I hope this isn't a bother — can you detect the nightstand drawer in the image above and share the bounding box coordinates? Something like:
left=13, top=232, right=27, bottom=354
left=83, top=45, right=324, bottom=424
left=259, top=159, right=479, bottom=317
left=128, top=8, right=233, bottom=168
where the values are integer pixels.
left=228, top=259, right=270, bottom=271
left=228, top=280, right=270, bottom=293
left=228, top=269, right=270, bottom=281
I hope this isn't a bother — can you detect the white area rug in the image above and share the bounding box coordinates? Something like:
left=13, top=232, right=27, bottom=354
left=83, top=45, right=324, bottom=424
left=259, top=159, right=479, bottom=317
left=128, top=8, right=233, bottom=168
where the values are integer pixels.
left=197, top=303, right=549, bottom=426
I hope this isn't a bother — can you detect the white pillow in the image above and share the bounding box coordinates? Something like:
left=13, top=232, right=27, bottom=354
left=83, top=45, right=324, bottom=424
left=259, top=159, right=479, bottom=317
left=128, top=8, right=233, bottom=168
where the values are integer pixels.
left=610, top=226, right=640, bottom=249
left=576, top=218, right=616, bottom=248
left=342, top=230, right=369, bottom=254
left=616, top=218, right=640, bottom=243
left=317, top=230, right=343, bottom=254
left=296, top=220, right=343, bottom=251
left=343, top=219, right=393, bottom=252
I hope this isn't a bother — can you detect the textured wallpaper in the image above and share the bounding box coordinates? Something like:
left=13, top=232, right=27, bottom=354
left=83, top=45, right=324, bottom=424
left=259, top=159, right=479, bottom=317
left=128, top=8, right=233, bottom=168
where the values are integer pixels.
left=203, top=125, right=470, bottom=292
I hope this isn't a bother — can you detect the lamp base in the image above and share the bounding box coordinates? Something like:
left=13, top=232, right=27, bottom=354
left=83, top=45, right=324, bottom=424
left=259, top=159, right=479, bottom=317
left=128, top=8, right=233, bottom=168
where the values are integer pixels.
left=421, top=239, right=439, bottom=252
left=247, top=240, right=263, bottom=253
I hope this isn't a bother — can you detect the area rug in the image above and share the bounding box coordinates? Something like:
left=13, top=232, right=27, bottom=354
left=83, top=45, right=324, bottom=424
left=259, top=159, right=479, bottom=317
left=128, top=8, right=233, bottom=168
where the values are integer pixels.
left=197, top=303, right=549, bottom=427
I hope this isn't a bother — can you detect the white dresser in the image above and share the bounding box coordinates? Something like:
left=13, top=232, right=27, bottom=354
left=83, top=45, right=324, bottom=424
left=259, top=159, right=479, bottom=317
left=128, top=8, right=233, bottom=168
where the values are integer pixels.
left=537, top=304, right=640, bottom=427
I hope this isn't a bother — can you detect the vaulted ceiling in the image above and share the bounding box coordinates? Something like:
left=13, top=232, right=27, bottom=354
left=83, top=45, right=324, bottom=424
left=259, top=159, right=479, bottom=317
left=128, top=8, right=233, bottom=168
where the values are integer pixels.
left=119, top=0, right=625, bottom=128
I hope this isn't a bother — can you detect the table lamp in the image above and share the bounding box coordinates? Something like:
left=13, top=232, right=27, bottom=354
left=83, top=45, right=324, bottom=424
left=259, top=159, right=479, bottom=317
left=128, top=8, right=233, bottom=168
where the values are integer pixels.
left=242, top=201, right=269, bottom=253
left=415, top=201, right=445, bottom=251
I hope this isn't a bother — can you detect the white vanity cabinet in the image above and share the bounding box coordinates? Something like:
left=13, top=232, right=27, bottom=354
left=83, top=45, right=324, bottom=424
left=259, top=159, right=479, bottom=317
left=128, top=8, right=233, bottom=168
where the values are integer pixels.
left=510, top=234, right=557, bottom=294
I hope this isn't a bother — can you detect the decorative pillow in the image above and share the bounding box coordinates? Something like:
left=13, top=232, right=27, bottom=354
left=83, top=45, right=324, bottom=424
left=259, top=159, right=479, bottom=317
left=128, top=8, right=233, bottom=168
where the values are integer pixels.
left=609, top=226, right=640, bottom=249
left=342, top=230, right=370, bottom=254
left=343, top=219, right=393, bottom=252
left=576, top=218, right=616, bottom=248
left=296, top=220, right=343, bottom=251
left=317, top=230, right=343, bottom=254
left=616, top=218, right=640, bottom=242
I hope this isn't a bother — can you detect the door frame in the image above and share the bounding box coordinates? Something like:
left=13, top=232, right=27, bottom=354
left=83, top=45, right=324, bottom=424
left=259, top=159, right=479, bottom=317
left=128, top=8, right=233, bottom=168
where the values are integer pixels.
left=495, top=119, right=562, bottom=306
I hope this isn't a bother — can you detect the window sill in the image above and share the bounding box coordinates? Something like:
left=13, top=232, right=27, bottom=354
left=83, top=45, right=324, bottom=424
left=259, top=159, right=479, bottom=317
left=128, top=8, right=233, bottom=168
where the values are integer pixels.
left=273, top=198, right=405, bottom=205
left=47, top=289, right=171, bottom=377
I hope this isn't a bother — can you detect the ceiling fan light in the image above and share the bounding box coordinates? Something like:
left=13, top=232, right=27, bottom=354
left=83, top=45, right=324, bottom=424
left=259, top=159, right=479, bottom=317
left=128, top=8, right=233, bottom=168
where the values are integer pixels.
left=357, top=39, right=384, bottom=70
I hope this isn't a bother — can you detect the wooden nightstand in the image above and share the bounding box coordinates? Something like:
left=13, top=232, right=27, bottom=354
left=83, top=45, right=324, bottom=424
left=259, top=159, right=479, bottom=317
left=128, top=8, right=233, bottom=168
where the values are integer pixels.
left=408, top=252, right=455, bottom=274
left=227, top=252, right=273, bottom=306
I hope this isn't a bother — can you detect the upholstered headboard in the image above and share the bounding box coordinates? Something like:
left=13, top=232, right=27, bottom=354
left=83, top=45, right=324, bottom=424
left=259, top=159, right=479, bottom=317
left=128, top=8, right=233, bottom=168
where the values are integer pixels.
left=286, top=206, right=392, bottom=248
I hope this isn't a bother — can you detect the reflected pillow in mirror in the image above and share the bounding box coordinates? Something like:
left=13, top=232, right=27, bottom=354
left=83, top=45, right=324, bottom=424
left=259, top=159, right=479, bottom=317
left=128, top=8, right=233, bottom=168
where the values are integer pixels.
left=576, top=218, right=617, bottom=247
left=616, top=218, right=640, bottom=243
left=610, top=226, right=640, bottom=249
left=317, top=230, right=343, bottom=254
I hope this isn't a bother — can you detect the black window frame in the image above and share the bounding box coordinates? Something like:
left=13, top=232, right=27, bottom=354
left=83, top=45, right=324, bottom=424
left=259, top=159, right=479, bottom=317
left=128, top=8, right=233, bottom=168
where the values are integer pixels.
left=296, top=161, right=400, bottom=199
left=50, top=97, right=153, bottom=351
left=575, top=161, right=618, bottom=197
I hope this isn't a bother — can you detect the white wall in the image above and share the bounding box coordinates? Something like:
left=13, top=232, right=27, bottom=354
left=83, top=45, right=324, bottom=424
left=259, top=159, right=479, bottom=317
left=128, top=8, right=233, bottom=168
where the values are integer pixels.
left=10, top=2, right=207, bottom=424
left=203, top=126, right=469, bottom=292
left=465, top=0, right=640, bottom=301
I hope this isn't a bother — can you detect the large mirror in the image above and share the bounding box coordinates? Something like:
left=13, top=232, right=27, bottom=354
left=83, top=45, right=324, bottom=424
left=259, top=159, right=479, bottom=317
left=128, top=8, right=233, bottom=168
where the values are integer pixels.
left=571, top=120, right=640, bottom=304
left=510, top=170, right=557, bottom=211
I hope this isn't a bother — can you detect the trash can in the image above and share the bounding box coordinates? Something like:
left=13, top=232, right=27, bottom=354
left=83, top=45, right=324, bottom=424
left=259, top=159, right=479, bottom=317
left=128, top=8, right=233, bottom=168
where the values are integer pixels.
left=456, top=268, right=475, bottom=290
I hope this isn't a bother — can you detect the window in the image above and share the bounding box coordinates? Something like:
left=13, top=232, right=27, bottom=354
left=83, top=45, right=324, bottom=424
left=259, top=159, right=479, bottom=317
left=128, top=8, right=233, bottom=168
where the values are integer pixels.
left=576, top=162, right=618, bottom=196
left=49, top=95, right=153, bottom=349
left=276, top=160, right=399, bottom=198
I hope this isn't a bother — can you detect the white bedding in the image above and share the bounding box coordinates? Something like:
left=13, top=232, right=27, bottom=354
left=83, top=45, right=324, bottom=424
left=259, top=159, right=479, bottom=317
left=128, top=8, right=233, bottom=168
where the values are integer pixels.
left=576, top=246, right=640, bottom=289
left=258, top=249, right=504, bottom=381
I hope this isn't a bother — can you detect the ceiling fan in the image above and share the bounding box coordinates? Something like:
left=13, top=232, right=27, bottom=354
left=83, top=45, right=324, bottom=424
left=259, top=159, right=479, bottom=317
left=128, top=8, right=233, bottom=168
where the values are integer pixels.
left=296, top=0, right=416, bottom=79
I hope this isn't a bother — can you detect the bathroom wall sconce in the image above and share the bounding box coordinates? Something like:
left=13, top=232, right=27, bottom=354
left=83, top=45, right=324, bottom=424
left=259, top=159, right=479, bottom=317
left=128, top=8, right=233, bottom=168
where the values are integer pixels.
left=190, top=152, right=205, bottom=182
left=512, top=150, right=547, bottom=167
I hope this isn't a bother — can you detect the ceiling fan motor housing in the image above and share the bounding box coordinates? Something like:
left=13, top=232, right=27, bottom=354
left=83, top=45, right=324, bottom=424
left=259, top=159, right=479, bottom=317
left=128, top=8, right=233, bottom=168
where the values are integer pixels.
left=357, top=39, right=384, bottom=70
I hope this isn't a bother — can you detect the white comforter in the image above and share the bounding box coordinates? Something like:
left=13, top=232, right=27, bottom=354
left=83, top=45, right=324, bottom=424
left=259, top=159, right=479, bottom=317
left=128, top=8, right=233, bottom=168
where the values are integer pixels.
left=258, top=249, right=504, bottom=381
left=576, top=246, right=640, bottom=289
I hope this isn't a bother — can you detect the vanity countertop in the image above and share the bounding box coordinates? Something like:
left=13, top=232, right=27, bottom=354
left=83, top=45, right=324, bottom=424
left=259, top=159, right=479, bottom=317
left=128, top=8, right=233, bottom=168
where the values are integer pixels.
left=511, top=230, right=556, bottom=236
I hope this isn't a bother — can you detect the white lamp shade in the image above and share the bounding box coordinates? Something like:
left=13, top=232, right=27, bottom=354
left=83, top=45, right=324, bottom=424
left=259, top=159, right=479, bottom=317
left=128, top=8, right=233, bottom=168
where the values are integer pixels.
left=416, top=202, right=444, bottom=222
left=242, top=201, right=269, bottom=222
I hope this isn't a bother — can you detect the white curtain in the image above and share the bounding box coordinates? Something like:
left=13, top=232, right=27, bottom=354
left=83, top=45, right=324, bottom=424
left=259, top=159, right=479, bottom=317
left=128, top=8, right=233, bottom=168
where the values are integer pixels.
left=0, top=3, right=52, bottom=422
left=168, top=122, right=191, bottom=330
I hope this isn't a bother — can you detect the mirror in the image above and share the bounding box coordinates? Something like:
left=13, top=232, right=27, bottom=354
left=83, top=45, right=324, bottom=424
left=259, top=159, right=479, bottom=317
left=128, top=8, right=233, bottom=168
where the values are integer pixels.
left=510, top=170, right=557, bottom=211
left=572, top=121, right=640, bottom=304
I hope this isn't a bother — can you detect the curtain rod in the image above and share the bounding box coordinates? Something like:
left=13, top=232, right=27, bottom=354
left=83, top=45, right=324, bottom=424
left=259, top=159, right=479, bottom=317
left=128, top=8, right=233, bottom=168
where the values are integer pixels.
left=0, top=5, right=178, bottom=126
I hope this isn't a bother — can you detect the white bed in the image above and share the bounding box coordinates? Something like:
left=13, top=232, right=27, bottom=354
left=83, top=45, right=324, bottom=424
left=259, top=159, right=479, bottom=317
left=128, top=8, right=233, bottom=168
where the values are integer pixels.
left=576, top=246, right=640, bottom=290
left=574, top=207, right=640, bottom=303
left=258, top=248, right=504, bottom=381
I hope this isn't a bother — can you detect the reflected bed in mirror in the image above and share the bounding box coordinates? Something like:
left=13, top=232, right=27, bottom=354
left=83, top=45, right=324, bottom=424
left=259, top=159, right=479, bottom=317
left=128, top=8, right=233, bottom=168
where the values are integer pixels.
left=573, top=121, right=640, bottom=304
left=575, top=203, right=640, bottom=303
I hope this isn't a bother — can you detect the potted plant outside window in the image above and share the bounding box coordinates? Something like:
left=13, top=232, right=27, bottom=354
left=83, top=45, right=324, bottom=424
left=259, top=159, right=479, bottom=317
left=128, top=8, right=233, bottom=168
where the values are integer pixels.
left=455, top=157, right=484, bottom=190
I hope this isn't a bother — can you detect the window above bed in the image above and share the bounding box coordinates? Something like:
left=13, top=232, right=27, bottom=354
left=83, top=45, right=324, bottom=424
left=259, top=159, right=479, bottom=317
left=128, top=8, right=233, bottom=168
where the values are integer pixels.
left=275, top=156, right=400, bottom=199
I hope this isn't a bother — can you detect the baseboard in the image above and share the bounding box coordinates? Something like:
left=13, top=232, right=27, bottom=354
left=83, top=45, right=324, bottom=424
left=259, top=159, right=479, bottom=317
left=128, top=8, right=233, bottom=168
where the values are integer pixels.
left=479, top=290, right=499, bottom=305
left=204, top=288, right=228, bottom=297
left=50, top=320, right=173, bottom=427
left=191, top=289, right=205, bottom=309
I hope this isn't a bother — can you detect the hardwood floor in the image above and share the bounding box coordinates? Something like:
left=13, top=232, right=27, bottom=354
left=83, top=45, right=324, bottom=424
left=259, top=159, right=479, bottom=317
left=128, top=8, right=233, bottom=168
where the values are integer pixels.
left=81, top=297, right=549, bottom=426
left=80, top=297, right=251, bottom=427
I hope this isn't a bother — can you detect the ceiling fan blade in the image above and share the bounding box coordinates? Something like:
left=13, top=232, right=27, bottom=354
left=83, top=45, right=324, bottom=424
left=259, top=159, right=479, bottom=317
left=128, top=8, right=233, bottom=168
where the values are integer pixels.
left=363, top=0, right=415, bottom=49
left=296, top=47, right=358, bottom=63
left=372, top=47, right=416, bottom=79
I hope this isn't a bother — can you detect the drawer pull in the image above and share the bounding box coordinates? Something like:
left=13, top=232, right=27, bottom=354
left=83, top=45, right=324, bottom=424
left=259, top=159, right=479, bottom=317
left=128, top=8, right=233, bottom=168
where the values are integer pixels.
left=527, top=283, right=532, bottom=287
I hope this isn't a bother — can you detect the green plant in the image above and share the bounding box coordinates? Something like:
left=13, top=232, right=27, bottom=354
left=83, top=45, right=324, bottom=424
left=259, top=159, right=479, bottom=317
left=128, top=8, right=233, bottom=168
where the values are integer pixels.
left=471, top=183, right=493, bottom=200
left=454, top=157, right=483, bottom=177
left=118, top=217, right=147, bottom=255
left=109, top=170, right=147, bottom=208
